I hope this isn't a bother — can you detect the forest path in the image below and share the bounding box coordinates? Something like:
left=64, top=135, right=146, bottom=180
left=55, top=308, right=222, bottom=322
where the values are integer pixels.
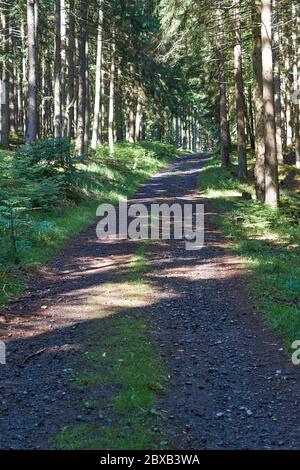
left=1, top=153, right=300, bottom=449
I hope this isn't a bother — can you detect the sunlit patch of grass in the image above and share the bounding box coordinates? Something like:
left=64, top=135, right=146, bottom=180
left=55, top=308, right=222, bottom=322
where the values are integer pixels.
left=126, top=240, right=152, bottom=282
left=0, top=272, right=25, bottom=307
left=200, top=154, right=300, bottom=347
left=54, top=242, right=168, bottom=450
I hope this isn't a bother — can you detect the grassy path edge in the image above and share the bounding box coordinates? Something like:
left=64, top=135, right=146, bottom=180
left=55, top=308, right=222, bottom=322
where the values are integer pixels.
left=199, top=154, right=300, bottom=349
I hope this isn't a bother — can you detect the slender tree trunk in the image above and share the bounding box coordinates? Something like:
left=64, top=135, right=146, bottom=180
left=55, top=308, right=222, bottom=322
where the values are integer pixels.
left=280, top=24, right=287, bottom=155
left=54, top=0, right=62, bottom=138
left=188, top=114, right=192, bottom=150
left=284, top=33, right=293, bottom=149
left=233, top=0, right=247, bottom=180
left=0, top=7, right=9, bottom=147
left=252, top=0, right=265, bottom=202
left=261, top=0, right=279, bottom=207
left=91, top=1, right=104, bottom=150
left=101, top=70, right=105, bottom=141
left=45, top=47, right=53, bottom=137
left=41, top=55, right=46, bottom=137
left=115, top=66, right=124, bottom=142
left=273, top=0, right=284, bottom=164
left=141, top=117, right=146, bottom=141
left=180, top=118, right=184, bottom=147
left=26, top=0, right=38, bottom=142
left=66, top=0, right=75, bottom=139
left=17, top=66, right=24, bottom=136
left=175, top=116, right=179, bottom=147
left=296, top=110, right=300, bottom=168
left=61, top=0, right=67, bottom=136
left=21, top=20, right=27, bottom=137
left=135, top=93, right=142, bottom=142
left=125, top=98, right=130, bottom=141
left=294, top=2, right=300, bottom=168
left=128, top=105, right=135, bottom=143
left=84, top=41, right=90, bottom=151
left=108, top=28, right=115, bottom=155
left=247, top=85, right=255, bottom=150
left=9, top=16, right=18, bottom=135
left=75, top=0, right=88, bottom=156
left=216, top=0, right=231, bottom=166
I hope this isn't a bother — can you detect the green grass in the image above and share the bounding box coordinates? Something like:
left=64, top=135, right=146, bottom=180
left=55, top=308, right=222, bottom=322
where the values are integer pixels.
left=200, top=154, right=300, bottom=348
left=0, top=141, right=179, bottom=307
left=54, top=242, right=169, bottom=450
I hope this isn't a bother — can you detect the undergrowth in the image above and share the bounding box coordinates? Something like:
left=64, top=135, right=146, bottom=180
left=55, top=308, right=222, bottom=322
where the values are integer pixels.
left=0, top=141, right=179, bottom=307
left=200, top=154, right=300, bottom=347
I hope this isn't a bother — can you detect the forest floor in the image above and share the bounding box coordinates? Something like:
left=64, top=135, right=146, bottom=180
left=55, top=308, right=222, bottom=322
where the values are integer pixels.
left=1, top=153, right=300, bottom=449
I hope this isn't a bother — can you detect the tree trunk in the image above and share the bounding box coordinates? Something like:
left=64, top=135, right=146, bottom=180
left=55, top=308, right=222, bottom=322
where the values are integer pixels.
left=54, top=0, right=62, bottom=138
left=294, top=2, right=300, bottom=168
left=135, top=94, right=142, bottom=142
left=233, top=0, right=247, bottom=180
left=45, top=47, right=53, bottom=137
left=252, top=0, right=265, bottom=202
left=9, top=16, right=18, bottom=135
left=175, top=116, right=179, bottom=147
left=66, top=0, right=75, bottom=139
left=34, top=0, right=41, bottom=138
left=128, top=105, right=135, bottom=143
left=0, top=7, right=9, bottom=147
left=91, top=1, right=103, bottom=150
left=296, top=110, right=300, bottom=168
left=261, top=0, right=279, bottom=207
left=108, top=28, right=115, bottom=155
left=26, top=0, right=38, bottom=142
left=21, top=19, right=27, bottom=137
left=75, top=0, right=88, bottom=156
left=61, top=0, right=67, bottom=136
left=284, top=33, right=293, bottom=149
left=216, top=0, right=231, bottom=166
left=84, top=41, right=90, bottom=151
left=273, top=0, right=284, bottom=164
left=247, top=85, right=255, bottom=150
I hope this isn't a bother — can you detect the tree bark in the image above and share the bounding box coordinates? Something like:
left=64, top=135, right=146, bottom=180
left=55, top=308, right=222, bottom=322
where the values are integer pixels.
left=128, top=104, right=135, bottom=143
left=284, top=33, right=293, bottom=149
left=26, top=0, right=38, bottom=142
left=9, top=16, right=18, bottom=135
left=91, top=1, right=104, bottom=150
left=246, top=85, right=255, bottom=150
left=108, top=28, right=115, bottom=154
left=216, top=0, right=231, bottom=166
left=75, top=0, right=88, bottom=156
left=233, top=0, right=247, bottom=180
left=84, top=41, right=90, bottom=151
left=252, top=0, right=265, bottom=202
left=21, top=19, right=27, bottom=137
left=294, top=2, right=300, bottom=168
left=261, top=0, right=279, bottom=207
left=175, top=116, right=179, bottom=147
left=273, top=0, right=284, bottom=164
left=54, top=0, right=62, bottom=138
left=135, top=92, right=142, bottom=142
left=66, top=0, right=75, bottom=139
left=0, top=7, right=9, bottom=147
left=61, top=0, right=67, bottom=136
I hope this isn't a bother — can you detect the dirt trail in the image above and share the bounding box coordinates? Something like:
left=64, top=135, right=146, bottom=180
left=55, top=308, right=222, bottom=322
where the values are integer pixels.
left=1, top=153, right=300, bottom=449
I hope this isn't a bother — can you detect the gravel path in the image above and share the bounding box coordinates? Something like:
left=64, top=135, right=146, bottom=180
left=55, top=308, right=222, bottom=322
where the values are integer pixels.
left=1, top=153, right=300, bottom=449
